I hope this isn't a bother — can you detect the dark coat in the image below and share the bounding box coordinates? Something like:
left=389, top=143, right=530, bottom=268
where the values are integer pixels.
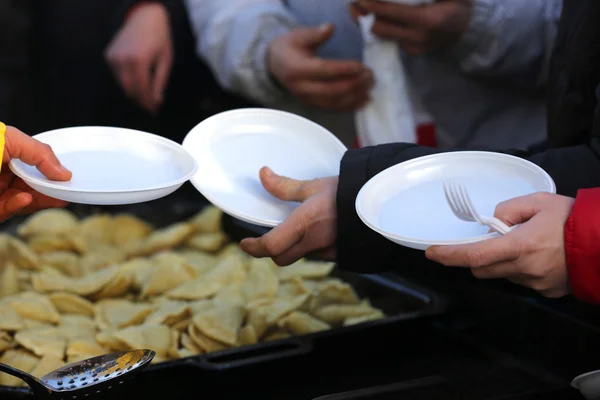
left=335, top=0, right=600, bottom=280
left=0, top=0, right=35, bottom=130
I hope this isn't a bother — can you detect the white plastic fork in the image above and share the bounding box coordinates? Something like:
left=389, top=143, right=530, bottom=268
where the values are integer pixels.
left=443, top=182, right=513, bottom=235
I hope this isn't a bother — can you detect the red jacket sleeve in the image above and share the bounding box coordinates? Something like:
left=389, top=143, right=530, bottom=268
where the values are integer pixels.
left=565, top=188, right=600, bottom=304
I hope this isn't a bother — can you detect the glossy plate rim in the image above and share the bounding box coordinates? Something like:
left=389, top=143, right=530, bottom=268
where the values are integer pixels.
left=182, top=108, right=348, bottom=228
left=9, top=126, right=199, bottom=194
left=355, top=151, right=557, bottom=248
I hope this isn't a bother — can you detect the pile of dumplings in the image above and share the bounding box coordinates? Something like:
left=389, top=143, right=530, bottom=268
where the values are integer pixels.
left=0, top=206, right=385, bottom=387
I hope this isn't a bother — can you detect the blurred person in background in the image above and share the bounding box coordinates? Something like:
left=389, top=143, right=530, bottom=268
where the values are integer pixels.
left=103, top=0, right=254, bottom=143
left=32, top=0, right=250, bottom=144
left=184, top=0, right=561, bottom=150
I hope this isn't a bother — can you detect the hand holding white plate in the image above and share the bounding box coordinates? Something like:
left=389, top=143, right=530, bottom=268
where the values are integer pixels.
left=183, top=108, right=347, bottom=227
left=10, top=126, right=198, bottom=205
left=356, top=151, right=556, bottom=250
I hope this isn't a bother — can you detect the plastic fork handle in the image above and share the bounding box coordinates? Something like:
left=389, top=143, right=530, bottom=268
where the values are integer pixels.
left=488, top=218, right=520, bottom=235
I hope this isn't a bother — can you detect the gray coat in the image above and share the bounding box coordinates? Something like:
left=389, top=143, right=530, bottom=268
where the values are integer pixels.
left=185, top=0, right=562, bottom=149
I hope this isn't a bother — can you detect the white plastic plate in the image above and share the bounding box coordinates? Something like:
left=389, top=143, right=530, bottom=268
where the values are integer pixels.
left=572, top=370, right=600, bottom=400
left=10, top=126, right=198, bottom=205
left=183, top=108, right=347, bottom=227
left=356, top=151, right=556, bottom=251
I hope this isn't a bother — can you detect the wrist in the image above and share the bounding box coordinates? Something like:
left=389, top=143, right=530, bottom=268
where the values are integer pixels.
left=266, top=49, right=287, bottom=92
left=256, top=28, right=294, bottom=96
left=268, top=70, right=287, bottom=92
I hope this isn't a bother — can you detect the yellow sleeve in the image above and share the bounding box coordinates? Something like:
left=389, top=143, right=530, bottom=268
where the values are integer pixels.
left=0, top=122, right=6, bottom=172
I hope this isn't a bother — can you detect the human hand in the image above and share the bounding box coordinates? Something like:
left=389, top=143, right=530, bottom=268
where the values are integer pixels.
left=268, top=24, right=374, bottom=111
left=0, top=125, right=72, bottom=222
left=105, top=2, right=173, bottom=113
left=240, top=167, right=338, bottom=265
left=349, top=0, right=472, bottom=55
left=426, top=192, right=574, bottom=298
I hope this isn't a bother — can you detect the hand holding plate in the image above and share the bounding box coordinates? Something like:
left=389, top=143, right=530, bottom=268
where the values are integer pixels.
left=426, top=192, right=574, bottom=298
left=0, top=124, right=71, bottom=221
left=240, top=167, right=338, bottom=266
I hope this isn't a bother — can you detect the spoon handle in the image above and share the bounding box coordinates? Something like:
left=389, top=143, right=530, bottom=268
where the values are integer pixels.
left=0, top=362, right=47, bottom=394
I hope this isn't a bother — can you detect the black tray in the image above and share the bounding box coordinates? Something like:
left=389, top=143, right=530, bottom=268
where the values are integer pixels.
left=313, top=376, right=581, bottom=400
left=150, top=271, right=444, bottom=372
left=0, top=315, right=581, bottom=400
left=0, top=190, right=446, bottom=395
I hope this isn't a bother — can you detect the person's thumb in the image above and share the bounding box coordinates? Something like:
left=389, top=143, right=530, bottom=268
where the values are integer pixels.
left=4, top=126, right=72, bottom=181
left=259, top=166, right=320, bottom=202
left=493, top=193, right=544, bottom=226
left=291, top=24, right=335, bottom=49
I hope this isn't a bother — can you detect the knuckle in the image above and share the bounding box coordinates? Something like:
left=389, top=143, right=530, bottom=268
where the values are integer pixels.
left=40, top=143, right=53, bottom=155
left=518, top=235, right=537, bottom=257
left=333, top=81, right=354, bottom=95
left=493, top=199, right=512, bottom=218
left=296, top=180, right=315, bottom=199
left=275, top=176, right=290, bottom=192
left=313, top=58, right=326, bottom=71
left=529, top=191, right=551, bottom=206
left=294, top=211, right=310, bottom=233
left=422, top=8, right=443, bottom=29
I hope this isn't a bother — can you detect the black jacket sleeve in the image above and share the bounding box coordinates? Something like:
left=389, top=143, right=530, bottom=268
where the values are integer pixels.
left=335, top=139, right=600, bottom=276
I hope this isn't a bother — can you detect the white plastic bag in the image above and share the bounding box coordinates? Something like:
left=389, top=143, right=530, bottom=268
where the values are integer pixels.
left=355, top=0, right=433, bottom=147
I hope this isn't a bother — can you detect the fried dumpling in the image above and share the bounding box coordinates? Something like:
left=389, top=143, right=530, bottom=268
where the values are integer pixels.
left=192, top=301, right=244, bottom=346
left=27, top=234, right=76, bottom=254
left=167, top=254, right=247, bottom=300
left=188, top=206, right=222, bottom=234
left=49, top=292, right=95, bottom=317
left=277, top=311, right=330, bottom=335
left=243, top=258, right=279, bottom=304
left=129, top=223, right=195, bottom=256
left=39, top=251, right=80, bottom=277
left=140, top=255, right=196, bottom=298
left=186, top=232, right=229, bottom=253
left=313, top=301, right=381, bottom=325
left=15, top=326, right=66, bottom=359
left=111, top=214, right=153, bottom=246
left=277, top=260, right=335, bottom=281
left=0, top=350, right=39, bottom=386
left=17, top=209, right=78, bottom=238
left=0, top=263, right=20, bottom=297
left=3, top=292, right=61, bottom=324
left=95, top=299, right=153, bottom=330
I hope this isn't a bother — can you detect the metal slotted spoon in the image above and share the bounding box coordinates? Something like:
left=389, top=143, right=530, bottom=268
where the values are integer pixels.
left=0, top=349, right=155, bottom=399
